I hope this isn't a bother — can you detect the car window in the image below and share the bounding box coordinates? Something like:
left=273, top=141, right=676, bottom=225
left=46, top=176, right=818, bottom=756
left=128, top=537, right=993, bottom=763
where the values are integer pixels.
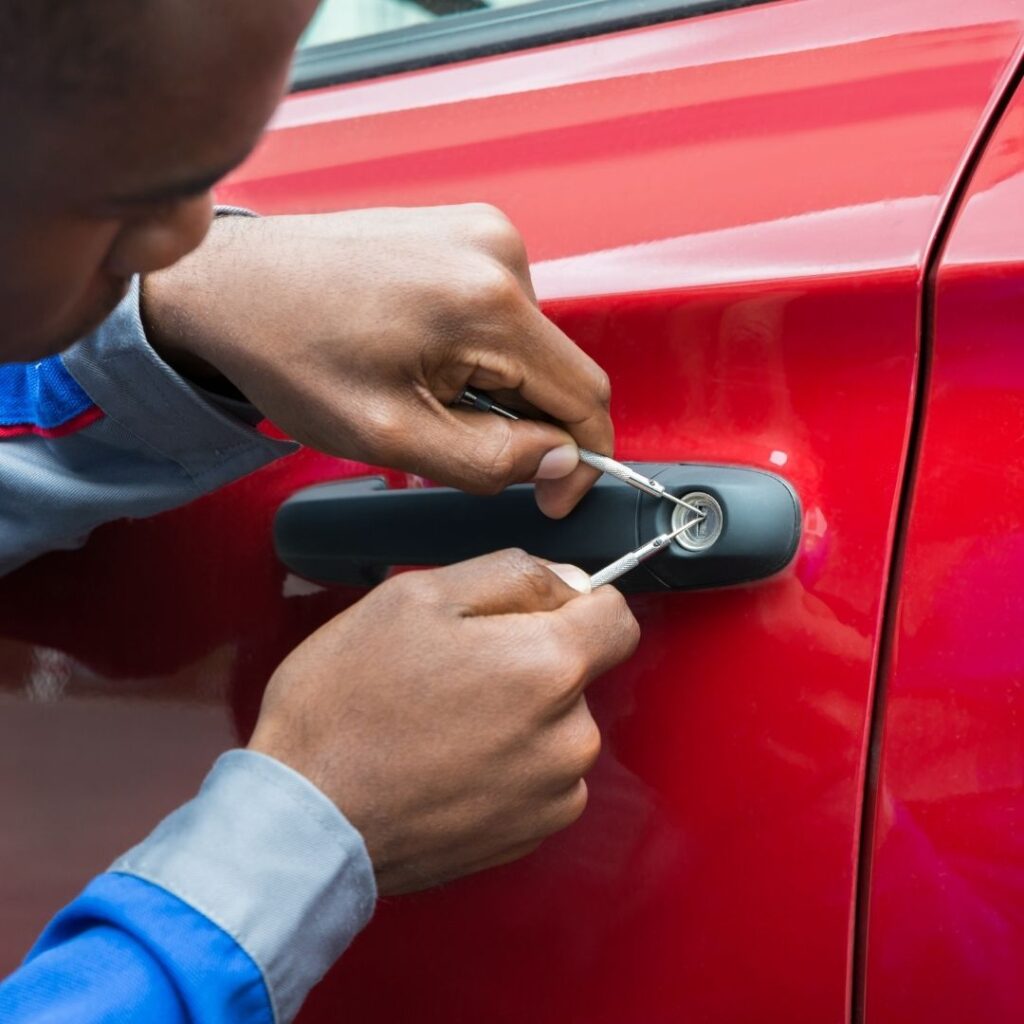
left=292, top=0, right=769, bottom=90
left=299, top=0, right=542, bottom=51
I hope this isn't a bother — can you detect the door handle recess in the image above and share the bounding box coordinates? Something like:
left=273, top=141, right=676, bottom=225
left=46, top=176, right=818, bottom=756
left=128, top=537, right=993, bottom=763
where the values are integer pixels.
left=274, top=463, right=801, bottom=594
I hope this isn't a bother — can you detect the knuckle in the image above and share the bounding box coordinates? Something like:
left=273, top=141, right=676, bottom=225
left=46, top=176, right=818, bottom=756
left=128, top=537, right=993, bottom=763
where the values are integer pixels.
left=462, top=200, right=506, bottom=219
left=582, top=716, right=602, bottom=769
left=491, top=547, right=542, bottom=580
left=475, top=208, right=528, bottom=267
left=620, top=602, right=643, bottom=653
left=560, top=780, right=590, bottom=827
left=467, top=202, right=515, bottom=237
left=357, top=404, right=405, bottom=459
left=565, top=709, right=602, bottom=775
left=534, top=784, right=588, bottom=840
left=468, top=262, right=522, bottom=316
left=626, top=611, right=641, bottom=652
left=614, top=599, right=642, bottom=648
left=386, top=567, right=441, bottom=607
left=545, top=642, right=590, bottom=697
left=502, top=233, right=530, bottom=272
left=565, top=648, right=592, bottom=688
left=436, top=261, right=521, bottom=323
left=477, top=430, right=518, bottom=491
left=589, top=365, right=613, bottom=408
left=598, top=589, right=641, bottom=651
left=518, top=628, right=580, bottom=699
left=490, top=548, right=560, bottom=603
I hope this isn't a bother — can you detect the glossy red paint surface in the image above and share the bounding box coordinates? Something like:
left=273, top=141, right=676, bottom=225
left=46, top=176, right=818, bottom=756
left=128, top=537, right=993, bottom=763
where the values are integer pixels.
left=863, top=81, right=1024, bottom=1023
left=2, top=2, right=1024, bottom=1021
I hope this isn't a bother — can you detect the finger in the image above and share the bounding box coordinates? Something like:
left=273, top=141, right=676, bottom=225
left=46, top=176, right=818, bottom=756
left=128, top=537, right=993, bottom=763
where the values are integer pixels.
left=534, top=467, right=601, bottom=521
left=553, top=696, right=602, bottom=779
left=403, top=404, right=582, bottom=495
left=465, top=305, right=612, bottom=452
left=475, top=782, right=589, bottom=853
left=462, top=307, right=614, bottom=518
left=452, top=838, right=545, bottom=881
left=421, top=549, right=588, bottom=617
left=549, top=586, right=641, bottom=692
left=519, top=780, right=590, bottom=839
left=449, top=384, right=606, bottom=520
left=545, top=563, right=591, bottom=594
left=531, top=557, right=591, bottom=593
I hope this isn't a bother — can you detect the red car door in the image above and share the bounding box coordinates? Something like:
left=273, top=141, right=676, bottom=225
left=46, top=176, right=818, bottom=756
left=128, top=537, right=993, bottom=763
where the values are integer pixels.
left=862, top=74, right=1024, bottom=1024
left=2, top=1, right=1024, bottom=1021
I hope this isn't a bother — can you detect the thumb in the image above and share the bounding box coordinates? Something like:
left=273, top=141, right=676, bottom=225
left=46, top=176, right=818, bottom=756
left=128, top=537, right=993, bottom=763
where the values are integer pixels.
left=417, top=407, right=580, bottom=494
left=545, top=563, right=592, bottom=593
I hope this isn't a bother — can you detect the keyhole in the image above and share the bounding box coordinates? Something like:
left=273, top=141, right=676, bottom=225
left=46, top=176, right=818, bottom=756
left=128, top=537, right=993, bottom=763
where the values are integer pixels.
left=671, top=492, right=724, bottom=551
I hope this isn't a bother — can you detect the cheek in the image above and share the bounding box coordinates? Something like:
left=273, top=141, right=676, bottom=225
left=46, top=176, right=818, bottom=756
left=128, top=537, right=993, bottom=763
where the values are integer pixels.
left=0, top=215, right=125, bottom=361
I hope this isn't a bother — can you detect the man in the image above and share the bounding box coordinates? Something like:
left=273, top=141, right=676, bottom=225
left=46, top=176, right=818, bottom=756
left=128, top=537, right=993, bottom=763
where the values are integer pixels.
left=0, top=2, right=640, bottom=1022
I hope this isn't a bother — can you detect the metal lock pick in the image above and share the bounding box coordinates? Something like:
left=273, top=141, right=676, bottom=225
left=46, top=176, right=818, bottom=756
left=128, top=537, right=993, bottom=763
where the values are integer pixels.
left=455, top=387, right=705, bottom=587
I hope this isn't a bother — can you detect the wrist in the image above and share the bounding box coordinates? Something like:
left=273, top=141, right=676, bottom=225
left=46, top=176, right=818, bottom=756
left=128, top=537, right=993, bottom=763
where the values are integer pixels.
left=140, top=282, right=220, bottom=384
left=139, top=218, right=248, bottom=397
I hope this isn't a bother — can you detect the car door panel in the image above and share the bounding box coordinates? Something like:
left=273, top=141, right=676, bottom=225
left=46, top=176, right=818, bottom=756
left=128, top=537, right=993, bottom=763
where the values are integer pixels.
left=862, top=78, right=1024, bottom=1024
left=2, top=2, right=1024, bottom=1022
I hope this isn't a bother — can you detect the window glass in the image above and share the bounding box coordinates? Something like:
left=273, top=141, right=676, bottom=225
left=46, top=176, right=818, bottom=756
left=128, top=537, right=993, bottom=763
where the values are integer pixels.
left=299, top=0, right=543, bottom=50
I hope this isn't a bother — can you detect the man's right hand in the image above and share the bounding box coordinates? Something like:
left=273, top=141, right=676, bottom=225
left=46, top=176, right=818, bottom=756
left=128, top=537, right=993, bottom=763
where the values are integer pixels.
left=143, top=205, right=613, bottom=520
left=247, top=550, right=640, bottom=895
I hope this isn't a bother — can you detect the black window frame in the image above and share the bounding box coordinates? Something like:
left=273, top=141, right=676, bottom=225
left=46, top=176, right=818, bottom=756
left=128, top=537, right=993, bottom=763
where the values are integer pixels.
left=291, top=0, right=774, bottom=91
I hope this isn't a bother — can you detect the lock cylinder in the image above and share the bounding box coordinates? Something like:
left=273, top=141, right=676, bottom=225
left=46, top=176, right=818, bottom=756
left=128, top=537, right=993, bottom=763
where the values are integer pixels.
left=672, top=492, right=724, bottom=551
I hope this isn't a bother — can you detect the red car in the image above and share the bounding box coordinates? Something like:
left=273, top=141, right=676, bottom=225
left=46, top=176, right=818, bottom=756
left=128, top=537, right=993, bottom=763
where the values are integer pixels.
left=3, top=0, right=1024, bottom=1020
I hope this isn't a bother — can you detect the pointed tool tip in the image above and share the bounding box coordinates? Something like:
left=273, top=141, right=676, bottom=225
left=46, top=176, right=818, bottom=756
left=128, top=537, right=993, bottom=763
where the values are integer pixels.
left=665, top=492, right=708, bottom=517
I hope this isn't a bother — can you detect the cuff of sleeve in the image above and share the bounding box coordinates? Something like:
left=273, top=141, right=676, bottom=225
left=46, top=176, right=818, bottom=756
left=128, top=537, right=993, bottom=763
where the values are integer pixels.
left=111, top=749, right=377, bottom=1024
left=61, top=277, right=295, bottom=488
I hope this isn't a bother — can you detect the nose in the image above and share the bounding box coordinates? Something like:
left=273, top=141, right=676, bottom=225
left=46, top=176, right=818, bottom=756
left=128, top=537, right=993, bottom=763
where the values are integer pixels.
left=104, top=192, right=215, bottom=279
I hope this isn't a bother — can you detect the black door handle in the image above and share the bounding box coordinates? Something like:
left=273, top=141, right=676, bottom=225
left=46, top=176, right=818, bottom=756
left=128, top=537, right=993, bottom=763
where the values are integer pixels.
left=274, top=463, right=801, bottom=593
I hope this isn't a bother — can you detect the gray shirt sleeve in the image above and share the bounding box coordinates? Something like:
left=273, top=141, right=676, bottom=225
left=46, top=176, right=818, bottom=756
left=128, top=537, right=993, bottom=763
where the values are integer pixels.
left=112, top=750, right=378, bottom=1023
left=0, top=277, right=296, bottom=577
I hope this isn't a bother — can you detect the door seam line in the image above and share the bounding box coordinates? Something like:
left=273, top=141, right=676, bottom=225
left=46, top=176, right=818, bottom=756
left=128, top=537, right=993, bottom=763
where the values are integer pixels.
left=847, top=40, right=1024, bottom=1024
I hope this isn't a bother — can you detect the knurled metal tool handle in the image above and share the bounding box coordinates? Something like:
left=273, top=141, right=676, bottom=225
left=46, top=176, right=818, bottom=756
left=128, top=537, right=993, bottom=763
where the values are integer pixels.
left=577, top=449, right=665, bottom=497
left=589, top=550, right=643, bottom=588
left=589, top=526, right=693, bottom=588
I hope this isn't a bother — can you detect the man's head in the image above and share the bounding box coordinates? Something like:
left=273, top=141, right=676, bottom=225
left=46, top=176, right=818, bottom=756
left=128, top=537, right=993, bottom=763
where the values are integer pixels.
left=0, top=0, right=318, bottom=362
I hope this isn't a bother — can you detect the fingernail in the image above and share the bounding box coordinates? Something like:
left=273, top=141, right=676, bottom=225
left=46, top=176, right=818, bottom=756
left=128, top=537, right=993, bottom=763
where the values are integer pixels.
left=533, top=444, right=578, bottom=480
left=548, top=563, right=592, bottom=593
